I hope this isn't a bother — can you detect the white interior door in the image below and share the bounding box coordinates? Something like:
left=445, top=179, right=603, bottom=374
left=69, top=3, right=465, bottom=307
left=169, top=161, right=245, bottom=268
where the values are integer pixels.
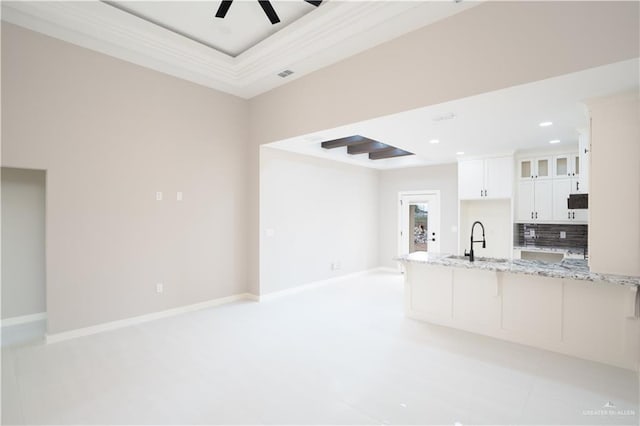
left=398, top=192, right=441, bottom=256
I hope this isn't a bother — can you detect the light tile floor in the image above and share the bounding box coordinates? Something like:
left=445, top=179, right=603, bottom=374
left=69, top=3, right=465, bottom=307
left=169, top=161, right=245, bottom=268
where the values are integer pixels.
left=2, top=271, right=638, bottom=425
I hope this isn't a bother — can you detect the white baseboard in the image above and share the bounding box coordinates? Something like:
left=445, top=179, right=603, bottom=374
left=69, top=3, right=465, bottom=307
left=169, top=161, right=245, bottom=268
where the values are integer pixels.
left=46, top=293, right=254, bottom=344
left=375, top=266, right=402, bottom=274
left=44, top=268, right=392, bottom=344
left=1, top=312, right=47, bottom=327
left=258, top=267, right=384, bottom=302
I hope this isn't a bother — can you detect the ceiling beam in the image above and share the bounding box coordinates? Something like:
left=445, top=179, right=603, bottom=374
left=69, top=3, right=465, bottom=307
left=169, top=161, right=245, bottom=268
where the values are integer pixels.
left=347, top=141, right=391, bottom=155
left=369, top=148, right=414, bottom=160
left=321, top=135, right=371, bottom=149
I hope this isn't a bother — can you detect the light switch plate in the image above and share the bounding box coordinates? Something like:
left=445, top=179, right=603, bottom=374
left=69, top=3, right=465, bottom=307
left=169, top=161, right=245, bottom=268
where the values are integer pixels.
left=265, top=229, right=275, bottom=237
left=156, top=283, right=163, bottom=293
left=156, top=191, right=163, bottom=201
left=176, top=192, right=183, bottom=201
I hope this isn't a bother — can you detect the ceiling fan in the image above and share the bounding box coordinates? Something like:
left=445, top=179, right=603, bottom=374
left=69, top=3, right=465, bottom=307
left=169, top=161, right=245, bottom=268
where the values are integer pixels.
left=215, top=1, right=322, bottom=25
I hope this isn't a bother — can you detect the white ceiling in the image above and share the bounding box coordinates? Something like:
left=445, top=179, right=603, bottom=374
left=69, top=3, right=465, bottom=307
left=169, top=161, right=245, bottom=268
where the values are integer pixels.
left=1, top=0, right=479, bottom=98
left=108, top=1, right=320, bottom=57
left=267, top=59, right=640, bottom=169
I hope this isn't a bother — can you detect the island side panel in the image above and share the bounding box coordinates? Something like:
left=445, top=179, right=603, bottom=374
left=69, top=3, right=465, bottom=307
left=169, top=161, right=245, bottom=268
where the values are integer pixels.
left=405, top=263, right=453, bottom=324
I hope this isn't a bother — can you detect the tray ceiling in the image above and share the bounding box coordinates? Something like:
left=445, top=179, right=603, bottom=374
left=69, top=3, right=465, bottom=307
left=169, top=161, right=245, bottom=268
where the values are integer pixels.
left=1, top=0, right=478, bottom=98
left=107, top=1, right=320, bottom=57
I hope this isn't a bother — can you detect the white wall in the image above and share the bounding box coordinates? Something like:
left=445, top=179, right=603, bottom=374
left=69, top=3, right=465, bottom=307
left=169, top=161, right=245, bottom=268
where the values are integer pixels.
left=1, top=168, right=46, bottom=319
left=260, top=147, right=379, bottom=295
left=378, top=164, right=458, bottom=268
left=1, top=24, right=250, bottom=334
left=587, top=91, right=640, bottom=276
left=459, top=200, right=512, bottom=259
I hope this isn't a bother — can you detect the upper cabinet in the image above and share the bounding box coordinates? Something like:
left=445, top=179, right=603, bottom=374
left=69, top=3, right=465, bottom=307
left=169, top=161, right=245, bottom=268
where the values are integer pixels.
left=578, top=131, right=590, bottom=193
left=459, top=155, right=513, bottom=200
left=515, top=145, right=589, bottom=224
left=519, top=157, right=552, bottom=180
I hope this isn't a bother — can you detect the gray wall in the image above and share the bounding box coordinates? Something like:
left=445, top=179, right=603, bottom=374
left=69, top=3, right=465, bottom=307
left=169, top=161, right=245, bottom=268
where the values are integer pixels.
left=1, top=168, right=46, bottom=319
left=1, top=23, right=250, bottom=334
left=378, top=164, right=458, bottom=268
left=260, top=148, right=379, bottom=294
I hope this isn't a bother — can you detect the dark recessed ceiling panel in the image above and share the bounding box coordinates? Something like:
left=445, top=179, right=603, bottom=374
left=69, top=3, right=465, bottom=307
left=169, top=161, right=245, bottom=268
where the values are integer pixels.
left=321, top=135, right=414, bottom=160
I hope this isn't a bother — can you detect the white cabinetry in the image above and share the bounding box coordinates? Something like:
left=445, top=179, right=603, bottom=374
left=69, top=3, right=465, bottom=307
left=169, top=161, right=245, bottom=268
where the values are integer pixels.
left=459, top=156, right=513, bottom=200
left=403, top=262, right=640, bottom=371
left=516, top=174, right=553, bottom=222
left=516, top=149, right=588, bottom=223
left=578, top=131, right=590, bottom=193
left=553, top=178, right=588, bottom=223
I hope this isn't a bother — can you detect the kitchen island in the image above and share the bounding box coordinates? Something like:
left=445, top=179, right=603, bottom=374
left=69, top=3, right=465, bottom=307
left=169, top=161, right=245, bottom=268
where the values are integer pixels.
left=397, top=252, right=640, bottom=371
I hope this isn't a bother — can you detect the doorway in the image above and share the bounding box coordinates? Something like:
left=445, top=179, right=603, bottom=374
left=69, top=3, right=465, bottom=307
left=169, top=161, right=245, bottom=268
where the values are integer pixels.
left=398, top=191, right=441, bottom=256
left=1, top=167, right=47, bottom=346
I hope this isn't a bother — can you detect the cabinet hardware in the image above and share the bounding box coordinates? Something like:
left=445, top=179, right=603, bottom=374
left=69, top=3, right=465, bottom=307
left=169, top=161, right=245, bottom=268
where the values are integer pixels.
left=568, top=212, right=571, bottom=219
left=531, top=212, right=534, bottom=219
left=480, top=189, right=482, bottom=197
left=576, top=182, right=579, bottom=191
left=572, top=212, right=575, bottom=219
left=535, top=212, right=538, bottom=219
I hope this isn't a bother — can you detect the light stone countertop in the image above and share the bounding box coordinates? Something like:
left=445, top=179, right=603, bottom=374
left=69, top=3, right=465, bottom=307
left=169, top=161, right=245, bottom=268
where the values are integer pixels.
left=396, top=252, right=640, bottom=288
left=514, top=245, right=586, bottom=256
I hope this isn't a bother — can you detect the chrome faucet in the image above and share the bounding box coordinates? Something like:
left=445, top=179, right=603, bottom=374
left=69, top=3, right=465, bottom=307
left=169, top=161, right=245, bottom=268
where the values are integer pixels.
left=464, top=221, right=486, bottom=262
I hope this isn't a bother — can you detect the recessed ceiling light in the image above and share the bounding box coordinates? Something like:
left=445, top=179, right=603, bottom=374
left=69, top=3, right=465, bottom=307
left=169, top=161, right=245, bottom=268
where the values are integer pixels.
left=456, top=151, right=465, bottom=155
left=539, top=121, right=553, bottom=127
left=549, top=139, right=561, bottom=144
left=429, top=139, right=440, bottom=144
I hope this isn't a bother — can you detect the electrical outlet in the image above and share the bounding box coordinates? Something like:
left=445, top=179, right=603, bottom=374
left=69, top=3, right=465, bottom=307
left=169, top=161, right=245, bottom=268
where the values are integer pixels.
left=176, top=192, right=183, bottom=201
left=560, top=231, right=566, bottom=239
left=156, top=191, right=163, bottom=201
left=156, top=283, right=164, bottom=294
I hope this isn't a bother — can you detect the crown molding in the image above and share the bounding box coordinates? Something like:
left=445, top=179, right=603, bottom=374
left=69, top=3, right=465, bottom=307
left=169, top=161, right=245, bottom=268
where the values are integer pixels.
left=1, top=0, right=478, bottom=99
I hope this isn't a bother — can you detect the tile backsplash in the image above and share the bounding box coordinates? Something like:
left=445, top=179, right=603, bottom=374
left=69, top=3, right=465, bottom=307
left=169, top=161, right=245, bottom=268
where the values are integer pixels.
left=516, top=223, right=588, bottom=252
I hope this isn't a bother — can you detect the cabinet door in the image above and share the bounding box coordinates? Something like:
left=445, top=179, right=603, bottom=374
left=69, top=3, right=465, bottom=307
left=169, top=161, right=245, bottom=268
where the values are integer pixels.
left=572, top=208, right=588, bottom=223
left=518, top=159, right=534, bottom=180
left=485, top=156, right=513, bottom=199
left=553, top=179, right=572, bottom=221
left=578, top=133, right=590, bottom=193
left=535, top=157, right=552, bottom=179
left=516, top=180, right=535, bottom=222
left=554, top=155, right=571, bottom=178
left=534, top=179, right=553, bottom=221
left=458, top=159, right=484, bottom=200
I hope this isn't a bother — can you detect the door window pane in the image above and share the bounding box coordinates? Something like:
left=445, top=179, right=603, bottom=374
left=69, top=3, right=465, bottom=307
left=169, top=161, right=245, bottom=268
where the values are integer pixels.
left=409, top=203, right=429, bottom=253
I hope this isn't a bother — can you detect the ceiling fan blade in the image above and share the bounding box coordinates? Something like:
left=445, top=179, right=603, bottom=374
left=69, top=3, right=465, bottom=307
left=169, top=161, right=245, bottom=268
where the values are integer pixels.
left=258, top=1, right=280, bottom=24
left=215, top=0, right=233, bottom=18
left=304, top=1, right=322, bottom=6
